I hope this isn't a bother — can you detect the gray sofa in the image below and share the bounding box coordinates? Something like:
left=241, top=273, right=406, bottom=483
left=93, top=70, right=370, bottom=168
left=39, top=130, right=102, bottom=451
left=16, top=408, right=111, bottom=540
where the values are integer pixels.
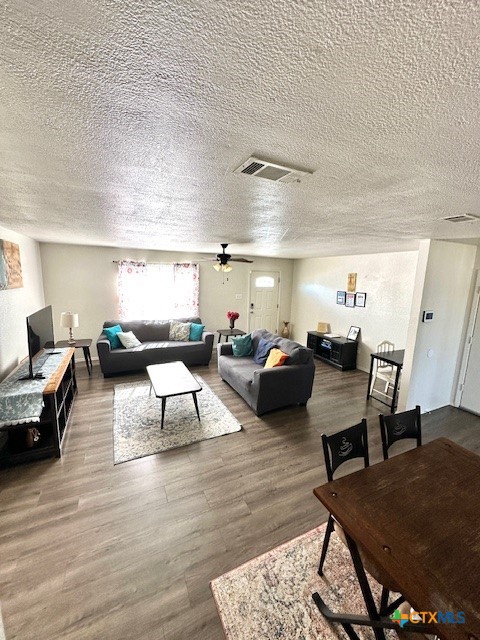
left=97, top=317, right=214, bottom=377
left=217, top=329, right=315, bottom=415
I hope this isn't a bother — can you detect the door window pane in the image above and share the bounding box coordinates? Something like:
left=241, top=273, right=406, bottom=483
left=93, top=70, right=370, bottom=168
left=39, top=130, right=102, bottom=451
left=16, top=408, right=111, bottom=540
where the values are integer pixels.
left=255, top=276, right=275, bottom=288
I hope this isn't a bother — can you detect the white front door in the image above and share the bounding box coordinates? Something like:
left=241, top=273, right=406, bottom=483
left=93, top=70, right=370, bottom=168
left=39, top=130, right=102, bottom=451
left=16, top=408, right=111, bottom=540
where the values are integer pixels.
left=460, top=272, right=480, bottom=415
left=248, top=271, right=280, bottom=333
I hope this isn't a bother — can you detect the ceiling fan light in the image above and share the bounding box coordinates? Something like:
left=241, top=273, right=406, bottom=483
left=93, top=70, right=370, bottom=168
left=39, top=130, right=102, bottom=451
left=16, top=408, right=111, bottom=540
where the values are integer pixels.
left=213, top=261, right=233, bottom=273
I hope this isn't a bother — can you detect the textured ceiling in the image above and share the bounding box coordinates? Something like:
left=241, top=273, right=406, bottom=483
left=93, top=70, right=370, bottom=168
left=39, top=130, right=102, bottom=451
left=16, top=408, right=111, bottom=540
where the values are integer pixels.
left=1, top=0, right=480, bottom=259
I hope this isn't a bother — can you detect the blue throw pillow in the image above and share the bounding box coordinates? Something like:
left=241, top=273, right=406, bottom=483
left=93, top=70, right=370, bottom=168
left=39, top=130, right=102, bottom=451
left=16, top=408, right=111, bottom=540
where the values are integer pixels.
left=232, top=333, right=253, bottom=357
left=104, top=324, right=123, bottom=349
left=189, top=323, right=205, bottom=341
left=253, top=337, right=276, bottom=365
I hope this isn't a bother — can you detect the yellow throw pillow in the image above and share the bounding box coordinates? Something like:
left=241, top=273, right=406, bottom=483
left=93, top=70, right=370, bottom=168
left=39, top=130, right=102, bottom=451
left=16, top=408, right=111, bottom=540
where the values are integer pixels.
left=264, top=348, right=289, bottom=368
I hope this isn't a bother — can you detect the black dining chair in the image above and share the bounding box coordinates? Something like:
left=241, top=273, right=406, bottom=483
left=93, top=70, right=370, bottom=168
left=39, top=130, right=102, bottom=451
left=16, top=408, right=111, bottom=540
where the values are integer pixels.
left=379, top=405, right=422, bottom=460
left=318, top=419, right=369, bottom=576
left=318, top=419, right=407, bottom=622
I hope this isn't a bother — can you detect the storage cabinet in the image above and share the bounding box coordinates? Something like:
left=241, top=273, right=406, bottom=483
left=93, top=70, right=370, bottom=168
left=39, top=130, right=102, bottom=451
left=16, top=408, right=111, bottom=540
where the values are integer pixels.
left=0, top=349, right=77, bottom=465
left=307, top=331, right=358, bottom=371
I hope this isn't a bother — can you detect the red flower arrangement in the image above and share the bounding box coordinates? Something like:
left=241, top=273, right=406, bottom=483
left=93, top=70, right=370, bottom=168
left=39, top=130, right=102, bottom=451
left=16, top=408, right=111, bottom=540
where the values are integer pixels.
left=227, top=311, right=239, bottom=320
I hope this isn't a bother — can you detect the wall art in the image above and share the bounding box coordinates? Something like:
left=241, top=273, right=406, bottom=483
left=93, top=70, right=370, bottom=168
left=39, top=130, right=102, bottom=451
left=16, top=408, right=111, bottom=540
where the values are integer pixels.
left=347, top=325, right=360, bottom=341
left=347, top=272, right=357, bottom=292
left=345, top=292, right=355, bottom=307
left=0, top=240, right=23, bottom=289
left=355, top=292, right=366, bottom=307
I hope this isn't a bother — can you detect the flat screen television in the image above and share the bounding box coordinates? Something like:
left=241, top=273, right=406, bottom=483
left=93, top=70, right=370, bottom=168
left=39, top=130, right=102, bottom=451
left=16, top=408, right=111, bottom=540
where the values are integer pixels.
left=20, top=305, right=56, bottom=380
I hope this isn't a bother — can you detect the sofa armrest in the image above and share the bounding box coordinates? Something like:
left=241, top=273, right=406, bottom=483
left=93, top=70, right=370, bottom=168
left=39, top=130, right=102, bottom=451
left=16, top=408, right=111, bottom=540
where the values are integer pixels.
left=202, top=331, right=215, bottom=349
left=218, top=342, right=234, bottom=356
left=97, top=334, right=111, bottom=357
left=251, top=362, right=315, bottom=414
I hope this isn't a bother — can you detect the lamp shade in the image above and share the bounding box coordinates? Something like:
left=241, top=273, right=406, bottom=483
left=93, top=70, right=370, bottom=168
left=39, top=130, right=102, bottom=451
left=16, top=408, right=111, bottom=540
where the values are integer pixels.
left=60, top=312, right=79, bottom=329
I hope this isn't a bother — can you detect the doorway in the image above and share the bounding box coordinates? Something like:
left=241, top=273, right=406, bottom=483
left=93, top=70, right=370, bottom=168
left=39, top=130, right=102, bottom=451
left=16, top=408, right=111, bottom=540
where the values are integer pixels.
left=459, top=270, right=480, bottom=415
left=248, top=271, right=280, bottom=333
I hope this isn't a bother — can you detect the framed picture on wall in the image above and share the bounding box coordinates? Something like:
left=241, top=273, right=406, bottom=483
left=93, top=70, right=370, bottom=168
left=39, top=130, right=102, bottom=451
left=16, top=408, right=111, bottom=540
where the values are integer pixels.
left=347, top=326, right=360, bottom=341
left=337, top=290, right=346, bottom=305
left=347, top=272, right=357, bottom=292
left=345, top=292, right=355, bottom=307
left=355, top=292, right=366, bottom=307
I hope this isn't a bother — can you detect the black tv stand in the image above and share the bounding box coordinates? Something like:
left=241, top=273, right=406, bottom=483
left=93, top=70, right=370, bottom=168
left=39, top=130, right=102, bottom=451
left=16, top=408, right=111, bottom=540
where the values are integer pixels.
left=307, top=331, right=358, bottom=370
left=1, top=349, right=77, bottom=464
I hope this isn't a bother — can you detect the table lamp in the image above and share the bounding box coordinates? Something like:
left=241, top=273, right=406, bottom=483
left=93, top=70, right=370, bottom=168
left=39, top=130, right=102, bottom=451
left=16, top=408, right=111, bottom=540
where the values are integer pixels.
left=60, top=311, right=79, bottom=344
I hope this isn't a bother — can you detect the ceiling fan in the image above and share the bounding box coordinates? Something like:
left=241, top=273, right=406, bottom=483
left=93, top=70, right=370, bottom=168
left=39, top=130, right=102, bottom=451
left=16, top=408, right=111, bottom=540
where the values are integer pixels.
left=209, top=244, right=253, bottom=272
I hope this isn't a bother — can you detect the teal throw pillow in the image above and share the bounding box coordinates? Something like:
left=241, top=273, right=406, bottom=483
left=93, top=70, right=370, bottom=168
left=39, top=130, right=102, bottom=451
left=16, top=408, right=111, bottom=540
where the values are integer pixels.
left=253, top=337, right=276, bottom=365
left=104, top=324, right=123, bottom=349
left=189, top=323, right=205, bottom=341
left=232, top=333, right=253, bottom=357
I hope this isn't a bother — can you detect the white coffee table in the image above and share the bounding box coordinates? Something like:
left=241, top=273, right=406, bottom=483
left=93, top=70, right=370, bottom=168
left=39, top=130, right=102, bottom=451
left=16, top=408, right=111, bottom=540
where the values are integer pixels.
left=146, top=361, right=202, bottom=429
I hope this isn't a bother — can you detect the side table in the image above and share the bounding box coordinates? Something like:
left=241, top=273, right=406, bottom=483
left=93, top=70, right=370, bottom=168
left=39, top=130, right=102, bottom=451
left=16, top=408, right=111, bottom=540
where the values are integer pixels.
left=217, top=329, right=246, bottom=344
left=55, top=339, right=93, bottom=376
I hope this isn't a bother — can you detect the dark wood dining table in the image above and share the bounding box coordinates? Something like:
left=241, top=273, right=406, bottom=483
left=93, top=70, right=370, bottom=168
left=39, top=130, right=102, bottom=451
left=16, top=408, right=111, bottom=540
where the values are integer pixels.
left=312, top=438, right=480, bottom=640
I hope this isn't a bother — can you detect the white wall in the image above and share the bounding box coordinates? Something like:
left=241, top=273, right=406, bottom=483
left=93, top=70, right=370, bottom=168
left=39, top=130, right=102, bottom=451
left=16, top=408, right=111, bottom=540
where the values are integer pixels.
left=290, top=251, right=418, bottom=371
left=0, top=225, right=45, bottom=380
left=40, top=243, right=293, bottom=357
left=399, top=240, right=477, bottom=412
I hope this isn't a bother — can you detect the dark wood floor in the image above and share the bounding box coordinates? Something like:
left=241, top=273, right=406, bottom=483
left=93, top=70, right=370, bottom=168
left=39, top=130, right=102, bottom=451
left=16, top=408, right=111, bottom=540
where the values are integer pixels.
left=1, top=355, right=479, bottom=639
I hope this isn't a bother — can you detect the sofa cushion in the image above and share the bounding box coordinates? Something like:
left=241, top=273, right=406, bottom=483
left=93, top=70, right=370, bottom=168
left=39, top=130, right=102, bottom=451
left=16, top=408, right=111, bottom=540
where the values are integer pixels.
left=264, top=348, right=289, bottom=368
left=253, top=337, right=277, bottom=365
left=189, top=323, right=205, bottom=341
left=169, top=320, right=191, bottom=341
left=104, top=324, right=123, bottom=349
left=272, top=337, right=311, bottom=365
left=249, top=329, right=313, bottom=365
left=103, top=318, right=203, bottom=342
left=117, top=331, right=141, bottom=349
left=251, top=329, right=278, bottom=353
left=232, top=333, right=253, bottom=357
left=219, top=356, right=259, bottom=396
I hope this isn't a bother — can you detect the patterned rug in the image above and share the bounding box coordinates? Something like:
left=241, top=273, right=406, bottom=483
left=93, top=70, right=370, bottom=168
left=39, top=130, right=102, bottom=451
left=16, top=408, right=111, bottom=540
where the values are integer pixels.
left=211, top=523, right=393, bottom=640
left=113, top=375, right=242, bottom=463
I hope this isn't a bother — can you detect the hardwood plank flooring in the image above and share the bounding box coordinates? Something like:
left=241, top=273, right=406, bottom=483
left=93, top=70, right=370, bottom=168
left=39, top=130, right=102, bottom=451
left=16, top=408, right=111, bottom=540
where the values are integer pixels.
left=1, top=356, right=479, bottom=639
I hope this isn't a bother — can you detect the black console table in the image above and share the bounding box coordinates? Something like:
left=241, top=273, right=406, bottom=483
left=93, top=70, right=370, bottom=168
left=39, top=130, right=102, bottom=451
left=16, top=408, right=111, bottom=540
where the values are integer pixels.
left=367, top=348, right=404, bottom=413
left=307, top=331, right=358, bottom=371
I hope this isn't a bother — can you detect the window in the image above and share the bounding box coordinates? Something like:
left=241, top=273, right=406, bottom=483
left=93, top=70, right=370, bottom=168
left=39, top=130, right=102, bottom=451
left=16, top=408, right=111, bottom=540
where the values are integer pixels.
left=117, top=261, right=199, bottom=320
left=255, top=276, right=275, bottom=288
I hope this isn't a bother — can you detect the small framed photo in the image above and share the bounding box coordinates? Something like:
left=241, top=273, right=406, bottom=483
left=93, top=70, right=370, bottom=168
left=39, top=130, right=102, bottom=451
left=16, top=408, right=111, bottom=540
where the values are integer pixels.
left=355, top=292, right=366, bottom=307
left=345, top=292, right=355, bottom=307
left=337, top=290, right=346, bottom=305
left=347, top=325, right=360, bottom=341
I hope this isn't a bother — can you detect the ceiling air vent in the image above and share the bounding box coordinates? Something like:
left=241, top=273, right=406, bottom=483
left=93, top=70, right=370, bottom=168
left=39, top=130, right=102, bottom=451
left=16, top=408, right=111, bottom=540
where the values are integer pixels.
left=233, top=156, right=312, bottom=184
left=443, top=214, right=480, bottom=223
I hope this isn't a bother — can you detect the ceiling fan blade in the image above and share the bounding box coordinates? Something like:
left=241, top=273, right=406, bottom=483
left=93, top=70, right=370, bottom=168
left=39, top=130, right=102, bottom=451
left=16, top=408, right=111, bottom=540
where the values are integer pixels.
left=199, top=244, right=254, bottom=265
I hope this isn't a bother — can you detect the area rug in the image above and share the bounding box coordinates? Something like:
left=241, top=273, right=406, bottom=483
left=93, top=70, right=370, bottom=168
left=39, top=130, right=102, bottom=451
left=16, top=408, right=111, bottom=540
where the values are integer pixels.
left=211, top=523, right=393, bottom=640
left=113, top=375, right=242, bottom=463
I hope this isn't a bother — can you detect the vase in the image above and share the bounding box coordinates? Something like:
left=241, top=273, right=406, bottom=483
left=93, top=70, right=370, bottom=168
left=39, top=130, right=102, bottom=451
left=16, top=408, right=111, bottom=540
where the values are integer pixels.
left=229, top=318, right=236, bottom=330
left=282, top=321, right=290, bottom=338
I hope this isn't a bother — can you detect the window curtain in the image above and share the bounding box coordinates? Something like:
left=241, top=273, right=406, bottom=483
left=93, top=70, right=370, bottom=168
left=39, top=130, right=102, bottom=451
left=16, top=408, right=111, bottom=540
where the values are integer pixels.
left=173, top=262, right=199, bottom=317
left=117, top=260, right=199, bottom=320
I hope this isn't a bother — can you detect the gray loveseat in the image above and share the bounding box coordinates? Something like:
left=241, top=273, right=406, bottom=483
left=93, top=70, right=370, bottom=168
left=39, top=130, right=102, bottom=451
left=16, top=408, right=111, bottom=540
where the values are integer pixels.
left=217, top=328, right=315, bottom=415
left=97, top=317, right=214, bottom=377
